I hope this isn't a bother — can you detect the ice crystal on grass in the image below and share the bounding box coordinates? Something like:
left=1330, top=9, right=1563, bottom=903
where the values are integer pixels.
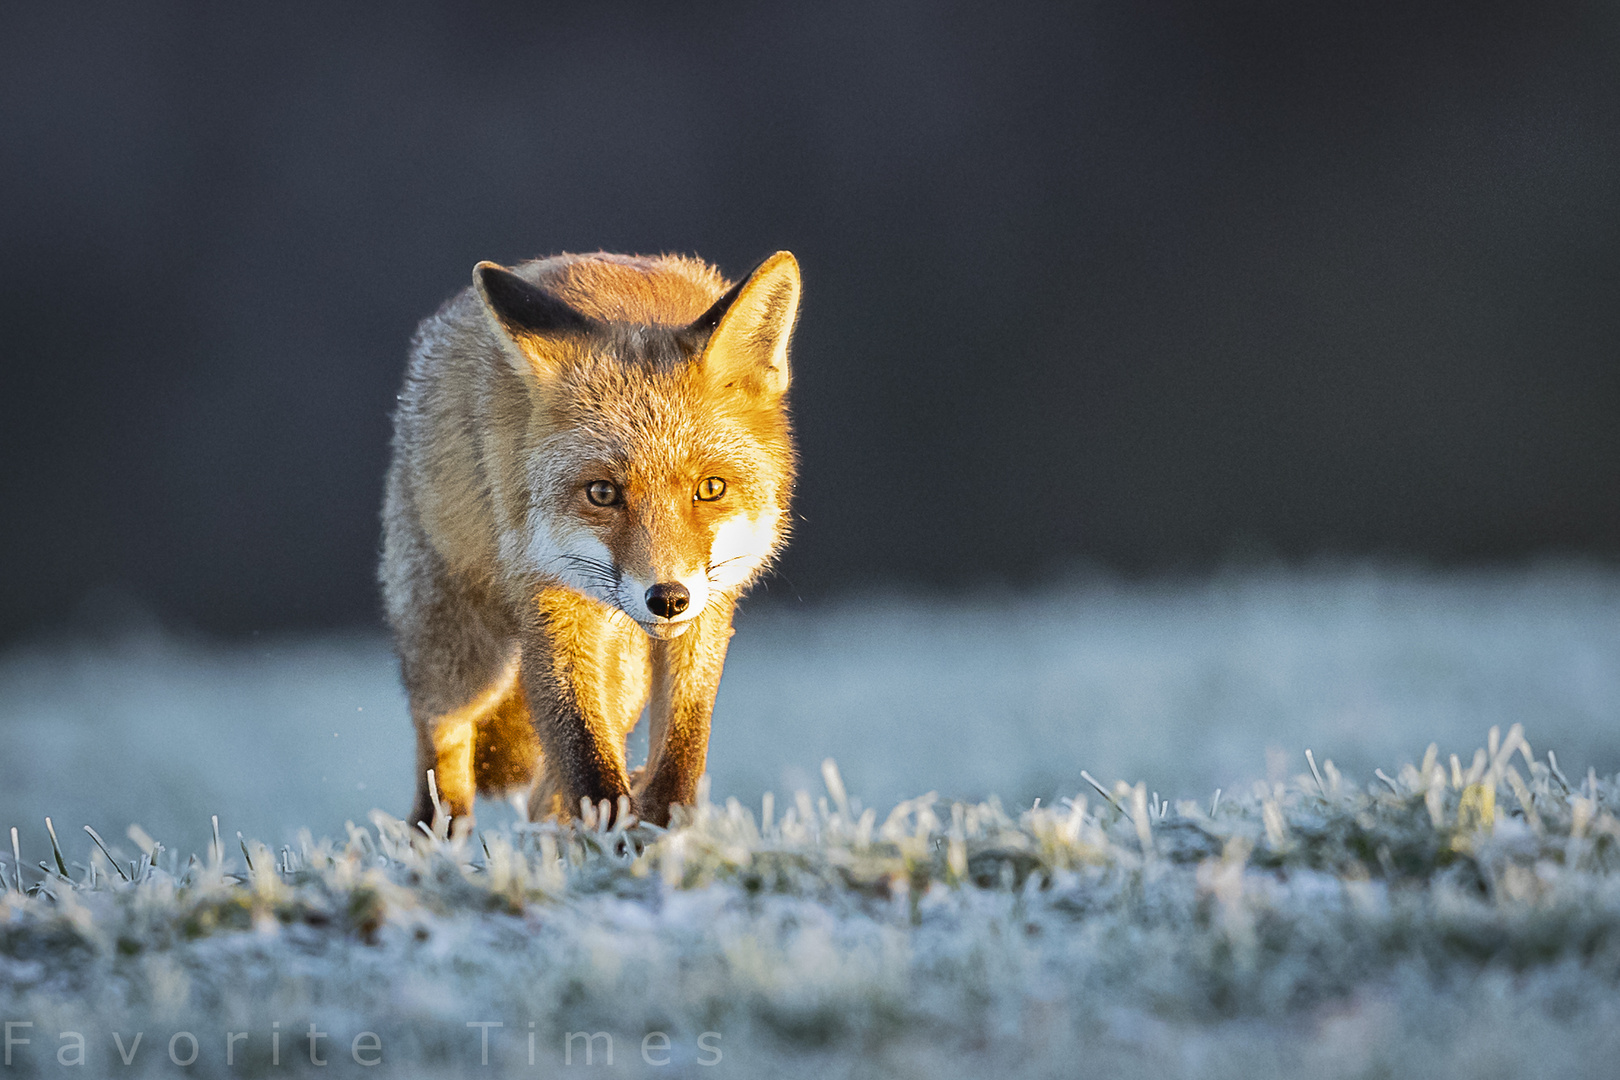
left=2, top=729, right=1620, bottom=1078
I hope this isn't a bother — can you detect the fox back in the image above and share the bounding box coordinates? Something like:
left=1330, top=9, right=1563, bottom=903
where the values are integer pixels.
left=382, top=251, right=800, bottom=828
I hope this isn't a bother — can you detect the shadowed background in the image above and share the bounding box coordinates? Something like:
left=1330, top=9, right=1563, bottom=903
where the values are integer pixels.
left=2, top=1, right=1617, bottom=641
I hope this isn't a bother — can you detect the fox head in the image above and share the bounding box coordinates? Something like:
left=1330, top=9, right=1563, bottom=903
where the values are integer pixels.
left=472, top=252, right=799, bottom=639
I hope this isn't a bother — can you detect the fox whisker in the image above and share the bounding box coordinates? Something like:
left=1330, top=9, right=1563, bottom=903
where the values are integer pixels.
left=559, top=554, right=622, bottom=592
left=561, top=553, right=619, bottom=577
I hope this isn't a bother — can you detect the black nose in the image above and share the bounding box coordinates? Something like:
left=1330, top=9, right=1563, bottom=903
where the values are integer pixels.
left=644, top=582, right=690, bottom=619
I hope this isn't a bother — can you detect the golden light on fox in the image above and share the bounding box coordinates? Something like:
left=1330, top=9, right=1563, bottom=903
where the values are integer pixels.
left=382, top=251, right=800, bottom=828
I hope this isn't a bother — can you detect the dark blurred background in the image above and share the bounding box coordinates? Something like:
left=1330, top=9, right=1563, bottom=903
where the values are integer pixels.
left=1, top=1, right=1616, bottom=642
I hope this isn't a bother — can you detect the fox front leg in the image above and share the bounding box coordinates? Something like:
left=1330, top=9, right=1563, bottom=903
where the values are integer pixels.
left=637, top=600, right=735, bottom=826
left=404, top=649, right=522, bottom=833
left=412, top=717, right=474, bottom=831
left=520, top=593, right=639, bottom=824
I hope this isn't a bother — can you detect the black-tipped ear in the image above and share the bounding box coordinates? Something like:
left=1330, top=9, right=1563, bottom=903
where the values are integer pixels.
left=473, top=262, right=594, bottom=337
left=684, top=251, right=800, bottom=399
left=681, top=275, right=749, bottom=346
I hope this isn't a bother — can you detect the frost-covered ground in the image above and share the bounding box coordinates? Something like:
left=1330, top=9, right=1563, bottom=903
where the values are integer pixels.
left=1, top=564, right=1619, bottom=1078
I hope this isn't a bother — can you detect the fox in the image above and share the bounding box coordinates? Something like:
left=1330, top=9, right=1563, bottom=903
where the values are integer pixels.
left=380, top=250, right=800, bottom=830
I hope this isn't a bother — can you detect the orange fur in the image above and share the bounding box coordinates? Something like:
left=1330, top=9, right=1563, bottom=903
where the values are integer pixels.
left=382, top=251, right=799, bottom=828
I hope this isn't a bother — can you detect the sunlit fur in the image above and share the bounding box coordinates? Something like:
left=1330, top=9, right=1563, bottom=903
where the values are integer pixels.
left=382, top=251, right=799, bottom=828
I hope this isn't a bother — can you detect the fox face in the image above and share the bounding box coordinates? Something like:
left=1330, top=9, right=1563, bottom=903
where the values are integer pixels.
left=475, top=253, right=799, bottom=637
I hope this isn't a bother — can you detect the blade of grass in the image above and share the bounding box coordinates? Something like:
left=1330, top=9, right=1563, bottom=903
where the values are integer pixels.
left=1546, top=751, right=1571, bottom=791
left=44, top=818, right=68, bottom=877
left=1305, top=750, right=1327, bottom=797
left=83, top=826, right=130, bottom=882
left=1080, top=770, right=1129, bottom=820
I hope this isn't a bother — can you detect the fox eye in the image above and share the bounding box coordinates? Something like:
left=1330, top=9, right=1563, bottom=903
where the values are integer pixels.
left=695, top=476, right=727, bottom=502
left=585, top=480, right=620, bottom=507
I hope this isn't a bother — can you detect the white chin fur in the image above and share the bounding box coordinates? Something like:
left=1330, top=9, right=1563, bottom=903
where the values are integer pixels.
left=636, top=620, right=694, bottom=640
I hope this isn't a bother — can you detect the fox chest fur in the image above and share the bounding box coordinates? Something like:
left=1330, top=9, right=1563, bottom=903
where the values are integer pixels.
left=380, top=251, right=800, bottom=829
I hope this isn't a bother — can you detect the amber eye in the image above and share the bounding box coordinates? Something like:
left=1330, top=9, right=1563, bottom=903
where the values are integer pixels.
left=695, top=476, right=727, bottom=502
left=585, top=480, right=620, bottom=507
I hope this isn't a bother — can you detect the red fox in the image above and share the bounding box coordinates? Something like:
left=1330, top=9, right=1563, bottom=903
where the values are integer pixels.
left=380, top=251, right=800, bottom=829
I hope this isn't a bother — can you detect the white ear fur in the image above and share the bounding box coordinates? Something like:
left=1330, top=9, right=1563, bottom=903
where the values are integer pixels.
left=473, top=261, right=532, bottom=378
left=472, top=261, right=589, bottom=383
left=698, top=251, right=801, bottom=399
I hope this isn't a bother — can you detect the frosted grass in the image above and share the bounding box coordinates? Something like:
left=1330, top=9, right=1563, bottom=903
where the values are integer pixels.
left=1, top=563, right=1616, bottom=851
left=1, top=729, right=1618, bottom=1077
left=1, top=565, right=1618, bottom=1077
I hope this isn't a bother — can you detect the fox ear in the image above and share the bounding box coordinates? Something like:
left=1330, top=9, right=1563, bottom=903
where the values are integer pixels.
left=473, top=261, right=593, bottom=379
left=685, top=251, right=800, bottom=400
